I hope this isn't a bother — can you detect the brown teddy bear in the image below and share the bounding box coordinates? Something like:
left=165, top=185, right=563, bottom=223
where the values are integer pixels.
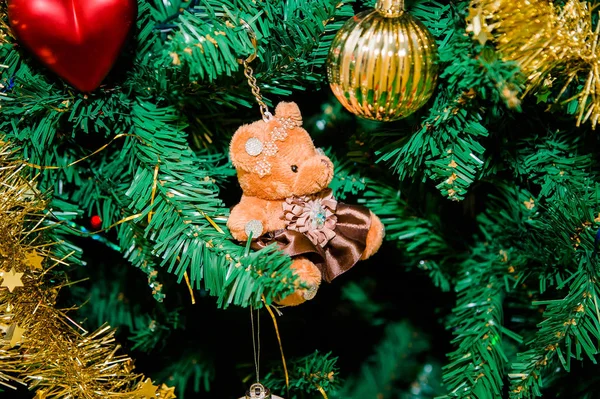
left=227, top=102, right=385, bottom=306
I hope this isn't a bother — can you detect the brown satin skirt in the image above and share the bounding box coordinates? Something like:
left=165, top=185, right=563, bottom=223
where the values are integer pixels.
left=251, top=203, right=372, bottom=282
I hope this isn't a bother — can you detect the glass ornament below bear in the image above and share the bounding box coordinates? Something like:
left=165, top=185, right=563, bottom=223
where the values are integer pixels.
left=239, top=382, right=284, bottom=399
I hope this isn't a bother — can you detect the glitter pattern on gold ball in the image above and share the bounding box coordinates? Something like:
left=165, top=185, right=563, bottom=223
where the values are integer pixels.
left=327, top=0, right=439, bottom=121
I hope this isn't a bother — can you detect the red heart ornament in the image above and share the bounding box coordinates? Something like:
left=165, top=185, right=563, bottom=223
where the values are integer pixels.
left=8, top=0, right=137, bottom=92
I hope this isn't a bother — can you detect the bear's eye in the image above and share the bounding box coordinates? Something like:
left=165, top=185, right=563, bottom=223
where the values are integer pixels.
left=291, top=165, right=298, bottom=173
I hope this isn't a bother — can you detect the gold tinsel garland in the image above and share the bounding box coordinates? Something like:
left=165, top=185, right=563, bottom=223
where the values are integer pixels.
left=0, top=4, right=8, bottom=45
left=467, top=0, right=600, bottom=128
left=0, top=139, right=174, bottom=399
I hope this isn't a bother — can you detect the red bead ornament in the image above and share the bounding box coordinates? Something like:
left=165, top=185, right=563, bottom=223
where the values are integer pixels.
left=7, top=0, right=137, bottom=92
left=90, top=215, right=102, bottom=230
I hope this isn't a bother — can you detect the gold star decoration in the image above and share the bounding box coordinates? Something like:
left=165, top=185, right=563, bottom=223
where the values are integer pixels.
left=0, top=268, right=24, bottom=292
left=137, top=378, right=158, bottom=398
left=524, top=198, right=536, bottom=210
left=158, top=384, right=177, bottom=399
left=25, top=250, right=44, bottom=270
left=7, top=324, right=25, bottom=347
left=465, top=5, right=495, bottom=45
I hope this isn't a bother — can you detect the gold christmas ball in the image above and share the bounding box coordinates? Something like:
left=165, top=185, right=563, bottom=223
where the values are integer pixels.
left=327, top=0, right=439, bottom=121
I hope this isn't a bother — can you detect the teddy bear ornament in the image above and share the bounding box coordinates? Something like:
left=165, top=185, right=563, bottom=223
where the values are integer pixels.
left=228, top=102, right=385, bottom=306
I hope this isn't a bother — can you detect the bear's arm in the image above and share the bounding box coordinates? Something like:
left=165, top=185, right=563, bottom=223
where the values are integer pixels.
left=227, top=196, right=285, bottom=241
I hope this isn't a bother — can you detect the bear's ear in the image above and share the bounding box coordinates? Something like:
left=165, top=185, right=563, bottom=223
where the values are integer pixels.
left=274, top=102, right=302, bottom=126
left=230, top=122, right=268, bottom=172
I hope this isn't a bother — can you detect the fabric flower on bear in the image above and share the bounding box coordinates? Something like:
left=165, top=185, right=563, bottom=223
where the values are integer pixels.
left=283, top=190, right=338, bottom=247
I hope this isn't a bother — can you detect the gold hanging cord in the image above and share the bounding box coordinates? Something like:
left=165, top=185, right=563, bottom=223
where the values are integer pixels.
left=238, top=20, right=272, bottom=122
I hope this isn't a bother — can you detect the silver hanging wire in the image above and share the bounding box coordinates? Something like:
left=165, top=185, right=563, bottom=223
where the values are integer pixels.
left=237, top=19, right=273, bottom=122
left=250, top=306, right=261, bottom=383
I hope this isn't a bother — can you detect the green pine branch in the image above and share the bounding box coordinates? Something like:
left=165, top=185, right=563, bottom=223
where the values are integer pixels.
left=509, top=129, right=593, bottom=202
left=504, top=187, right=600, bottom=398
left=440, top=246, right=517, bottom=399
left=509, top=254, right=600, bottom=399
left=262, top=351, right=341, bottom=398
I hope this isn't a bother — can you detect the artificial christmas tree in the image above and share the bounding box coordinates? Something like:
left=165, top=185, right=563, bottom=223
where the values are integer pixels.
left=2, top=0, right=600, bottom=398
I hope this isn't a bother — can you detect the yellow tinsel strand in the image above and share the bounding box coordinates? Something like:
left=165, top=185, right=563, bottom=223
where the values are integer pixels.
left=0, top=139, right=174, bottom=399
left=0, top=0, right=11, bottom=45
left=467, top=0, right=600, bottom=128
